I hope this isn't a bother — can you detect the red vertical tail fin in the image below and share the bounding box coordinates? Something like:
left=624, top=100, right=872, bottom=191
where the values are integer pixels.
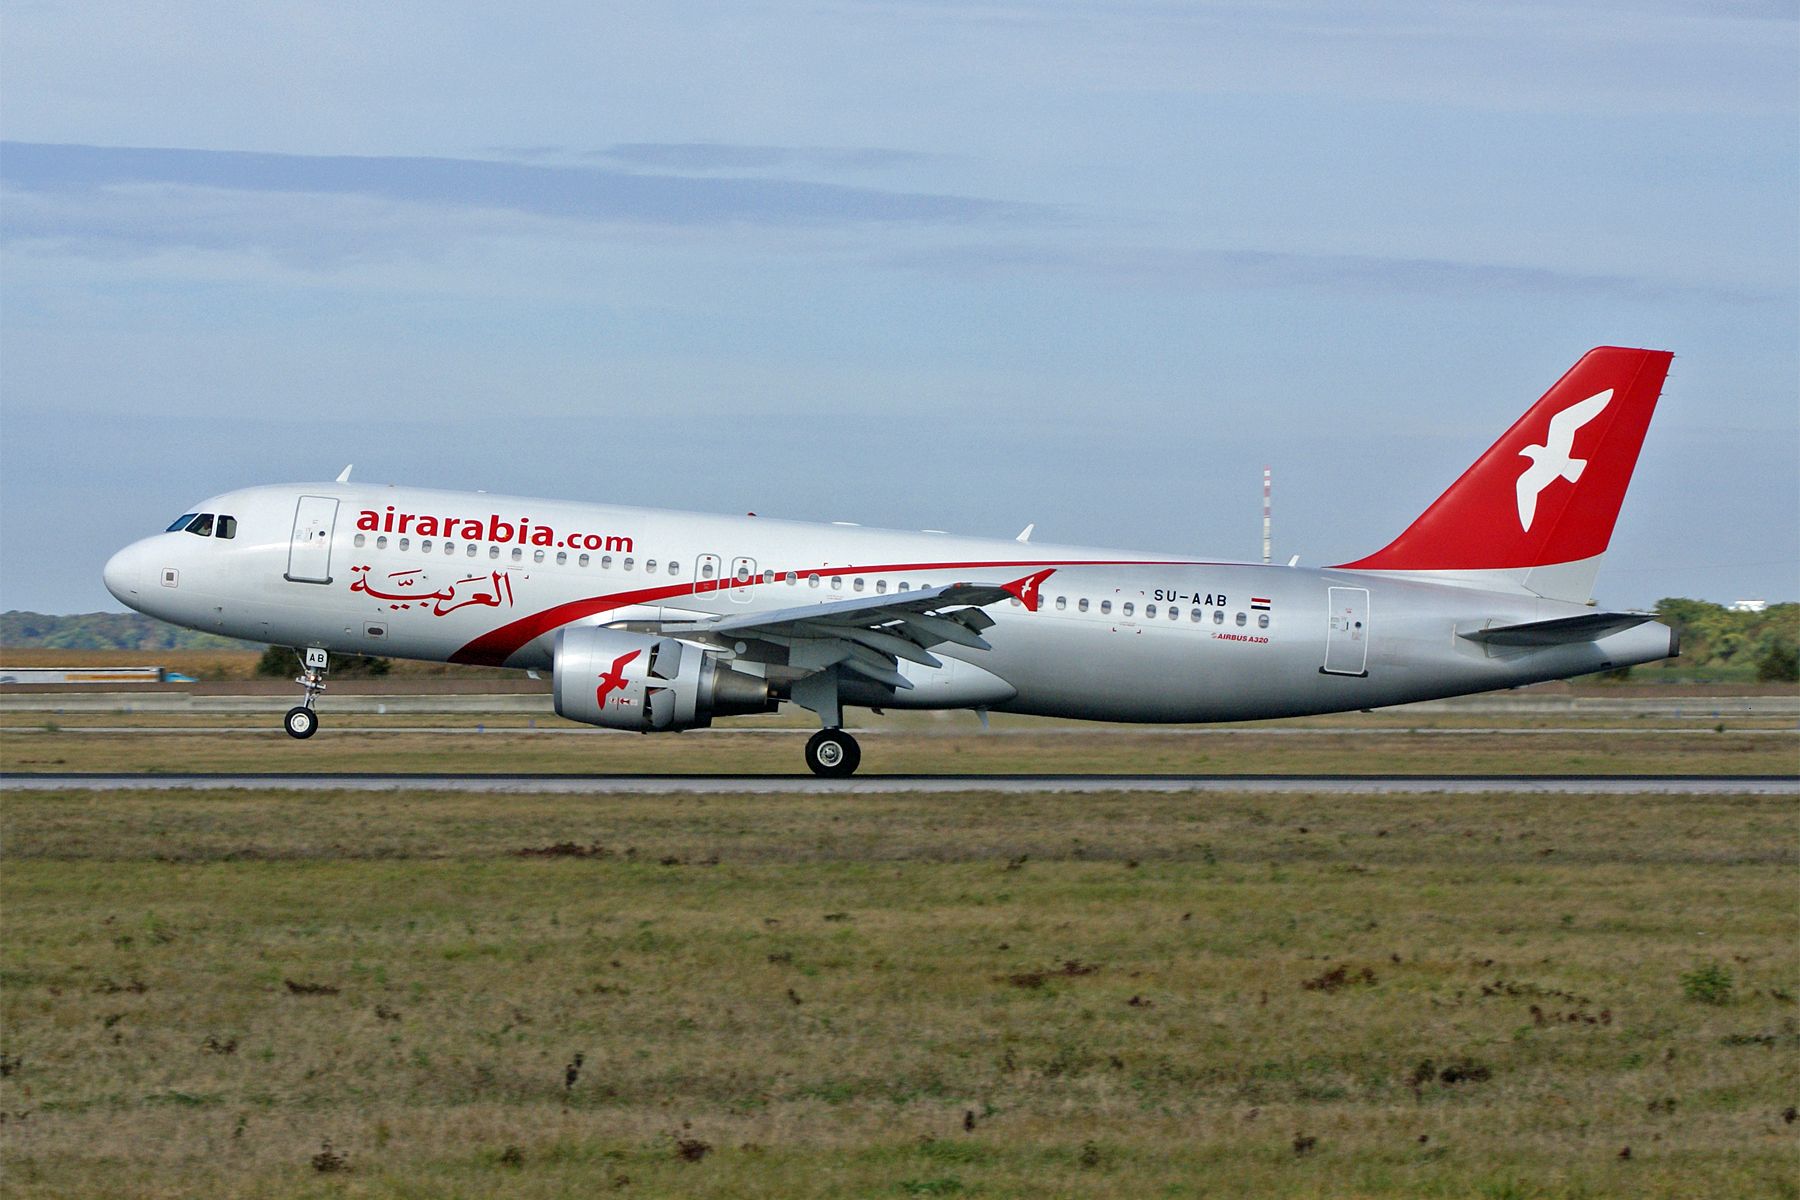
left=1336, top=346, right=1672, bottom=603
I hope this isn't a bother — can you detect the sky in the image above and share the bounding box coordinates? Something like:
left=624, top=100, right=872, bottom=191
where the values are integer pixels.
left=2, top=0, right=1795, bottom=614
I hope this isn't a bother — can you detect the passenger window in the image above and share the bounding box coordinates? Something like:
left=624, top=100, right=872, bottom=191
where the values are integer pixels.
left=645, top=559, right=657, bottom=573
left=466, top=544, right=477, bottom=557
left=876, top=579, right=887, bottom=593
left=534, top=549, right=546, bottom=564
left=1236, top=612, right=1247, bottom=626
left=808, top=573, right=820, bottom=588
left=376, top=535, right=388, bottom=549
left=186, top=514, right=214, bottom=537
left=579, top=553, right=590, bottom=567
left=1213, top=610, right=1224, bottom=625
left=1100, top=600, right=1112, bottom=615
left=1169, top=607, right=1179, bottom=621
left=624, top=557, right=635, bottom=571
left=1145, top=604, right=1157, bottom=618
left=854, top=578, right=865, bottom=592
left=354, top=533, right=366, bottom=548
left=1123, top=602, right=1134, bottom=617
left=216, top=516, right=237, bottom=539
left=601, top=555, right=613, bottom=569
left=421, top=539, right=433, bottom=553
left=489, top=545, right=500, bottom=559
left=510, top=547, right=522, bottom=562
left=831, top=576, right=842, bottom=590
left=764, top=570, right=775, bottom=584
left=1189, top=608, right=1201, bottom=622
left=1258, top=613, right=1270, bottom=628
left=166, top=513, right=198, bottom=532
left=1078, top=598, right=1089, bottom=612
left=444, top=542, right=455, bottom=555
left=1054, top=596, right=1066, bottom=610
left=702, top=562, right=716, bottom=578
left=399, top=538, right=411, bottom=551
left=556, top=551, right=567, bottom=565
left=786, top=572, right=798, bottom=585
left=670, top=562, right=681, bottom=576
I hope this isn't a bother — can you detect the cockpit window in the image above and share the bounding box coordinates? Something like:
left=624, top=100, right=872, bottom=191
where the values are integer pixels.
left=215, top=515, right=237, bottom=539
left=166, top=513, right=198, bottom=532
left=185, top=514, right=215, bottom=537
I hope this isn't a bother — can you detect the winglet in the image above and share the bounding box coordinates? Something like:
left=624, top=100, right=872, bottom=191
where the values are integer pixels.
left=1016, top=523, right=1034, bottom=543
left=1001, top=568, right=1056, bottom=612
left=336, top=464, right=354, bottom=483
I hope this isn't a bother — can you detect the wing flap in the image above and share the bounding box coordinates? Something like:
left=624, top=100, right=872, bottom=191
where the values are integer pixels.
left=648, top=575, right=1041, bottom=698
left=655, top=582, right=1011, bottom=641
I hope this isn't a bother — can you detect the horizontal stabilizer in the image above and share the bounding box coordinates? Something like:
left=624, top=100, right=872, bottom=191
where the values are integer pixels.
left=1460, top=612, right=1653, bottom=647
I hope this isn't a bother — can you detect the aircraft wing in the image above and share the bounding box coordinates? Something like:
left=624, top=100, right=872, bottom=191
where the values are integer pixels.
left=651, top=577, right=1039, bottom=690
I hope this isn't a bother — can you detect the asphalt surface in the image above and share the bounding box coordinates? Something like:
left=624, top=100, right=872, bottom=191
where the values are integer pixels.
left=4, top=772, right=1794, bottom=795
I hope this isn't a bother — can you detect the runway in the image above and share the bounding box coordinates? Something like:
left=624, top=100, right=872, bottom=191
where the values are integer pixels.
left=4, top=772, right=1794, bottom=795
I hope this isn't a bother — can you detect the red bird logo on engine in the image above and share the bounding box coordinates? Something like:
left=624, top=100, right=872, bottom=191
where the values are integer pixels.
left=595, top=649, right=641, bottom=707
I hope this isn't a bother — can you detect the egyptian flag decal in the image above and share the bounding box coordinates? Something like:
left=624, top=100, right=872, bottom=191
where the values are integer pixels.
left=1250, top=597, right=1272, bottom=611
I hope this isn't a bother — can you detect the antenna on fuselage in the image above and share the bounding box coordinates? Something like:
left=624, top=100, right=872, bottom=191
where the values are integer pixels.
left=1261, top=467, right=1272, bottom=565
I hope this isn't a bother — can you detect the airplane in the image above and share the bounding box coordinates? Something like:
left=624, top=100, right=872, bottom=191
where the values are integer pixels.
left=103, top=346, right=1680, bottom=776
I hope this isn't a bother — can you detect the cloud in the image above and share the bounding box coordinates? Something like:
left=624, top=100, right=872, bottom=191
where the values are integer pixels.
left=586, top=143, right=940, bottom=174
left=882, top=241, right=1775, bottom=304
left=0, top=141, right=1033, bottom=233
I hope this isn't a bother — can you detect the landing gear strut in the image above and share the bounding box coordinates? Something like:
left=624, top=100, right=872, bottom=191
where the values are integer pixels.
left=284, top=647, right=329, bottom=739
left=804, top=728, right=861, bottom=777
left=792, top=667, right=860, bottom=776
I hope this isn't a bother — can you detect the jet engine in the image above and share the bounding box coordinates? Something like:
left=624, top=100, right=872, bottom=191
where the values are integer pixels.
left=552, top=626, right=773, bottom=732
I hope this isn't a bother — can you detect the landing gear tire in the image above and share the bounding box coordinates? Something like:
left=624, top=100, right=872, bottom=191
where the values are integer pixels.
left=284, top=706, right=319, bottom=739
left=804, top=728, right=860, bottom=777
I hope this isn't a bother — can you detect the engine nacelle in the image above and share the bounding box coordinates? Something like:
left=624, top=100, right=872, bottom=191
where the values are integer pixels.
left=553, top=626, right=772, bottom=732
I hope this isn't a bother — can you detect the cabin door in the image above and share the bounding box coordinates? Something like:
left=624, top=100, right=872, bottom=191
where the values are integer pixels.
left=285, top=496, right=340, bottom=584
left=1322, top=586, right=1370, bottom=676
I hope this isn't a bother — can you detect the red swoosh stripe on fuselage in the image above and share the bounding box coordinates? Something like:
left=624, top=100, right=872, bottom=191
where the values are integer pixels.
left=449, top=557, right=1224, bottom=665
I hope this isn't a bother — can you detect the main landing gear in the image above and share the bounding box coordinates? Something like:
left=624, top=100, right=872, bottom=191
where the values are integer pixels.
left=283, top=647, right=329, bottom=740
left=804, top=728, right=861, bottom=777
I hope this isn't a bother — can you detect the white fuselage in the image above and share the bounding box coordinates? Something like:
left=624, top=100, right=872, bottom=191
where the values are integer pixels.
left=104, top=482, right=1676, bottom=723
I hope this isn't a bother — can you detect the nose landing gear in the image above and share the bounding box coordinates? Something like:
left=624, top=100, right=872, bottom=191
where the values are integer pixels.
left=283, top=647, right=329, bottom=739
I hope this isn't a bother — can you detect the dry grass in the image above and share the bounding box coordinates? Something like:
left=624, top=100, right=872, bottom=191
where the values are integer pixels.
left=2, top=785, right=1795, bottom=1198
left=0, top=705, right=1792, bottom=780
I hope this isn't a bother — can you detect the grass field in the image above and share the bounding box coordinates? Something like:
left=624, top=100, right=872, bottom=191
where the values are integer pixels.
left=4, top=724, right=1795, bottom=777
left=2, top=783, right=1796, bottom=1198
left=3, top=694, right=1796, bottom=777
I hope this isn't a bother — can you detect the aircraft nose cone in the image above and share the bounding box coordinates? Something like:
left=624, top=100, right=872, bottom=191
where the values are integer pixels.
left=103, top=542, right=145, bottom=606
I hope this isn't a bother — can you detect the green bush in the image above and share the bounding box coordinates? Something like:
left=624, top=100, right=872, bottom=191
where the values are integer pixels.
left=1756, top=642, right=1798, bottom=683
left=254, top=646, right=391, bottom=678
left=1679, top=962, right=1734, bottom=1005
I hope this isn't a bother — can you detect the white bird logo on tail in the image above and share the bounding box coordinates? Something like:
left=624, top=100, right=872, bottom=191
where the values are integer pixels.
left=1515, top=389, right=1612, bottom=531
